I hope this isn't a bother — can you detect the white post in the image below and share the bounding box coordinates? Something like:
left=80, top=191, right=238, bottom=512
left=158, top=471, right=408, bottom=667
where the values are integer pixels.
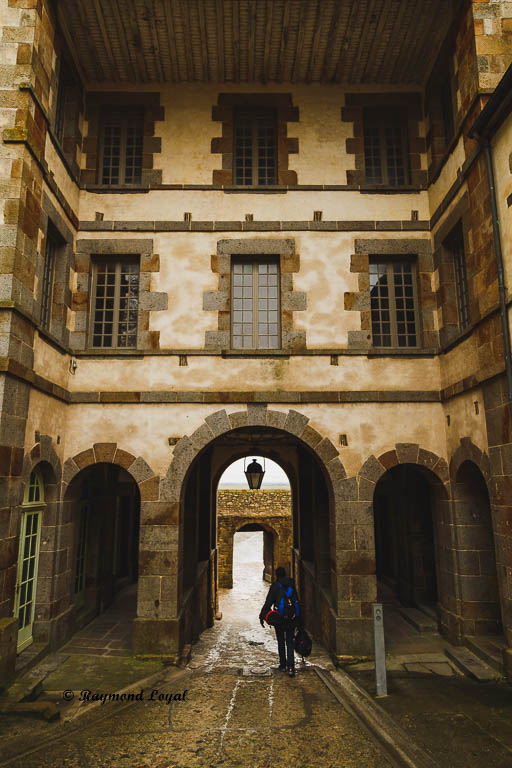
left=372, top=602, right=387, bottom=697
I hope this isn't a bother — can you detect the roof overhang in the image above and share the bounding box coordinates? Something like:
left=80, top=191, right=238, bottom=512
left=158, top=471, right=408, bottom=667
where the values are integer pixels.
left=54, top=0, right=459, bottom=88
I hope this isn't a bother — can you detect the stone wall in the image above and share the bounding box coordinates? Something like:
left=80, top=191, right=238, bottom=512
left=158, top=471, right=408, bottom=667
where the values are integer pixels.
left=217, top=490, right=292, bottom=589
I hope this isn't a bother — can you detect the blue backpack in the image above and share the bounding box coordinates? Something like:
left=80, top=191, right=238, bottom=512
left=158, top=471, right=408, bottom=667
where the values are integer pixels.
left=276, top=582, right=300, bottom=622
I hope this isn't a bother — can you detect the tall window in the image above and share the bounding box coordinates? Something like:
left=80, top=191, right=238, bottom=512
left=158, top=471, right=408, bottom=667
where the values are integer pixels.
left=363, top=109, right=409, bottom=186
left=440, top=79, right=454, bottom=145
left=55, top=59, right=78, bottom=144
left=233, top=109, right=277, bottom=185
left=90, top=258, right=139, bottom=348
left=370, top=259, right=419, bottom=347
left=231, top=259, right=280, bottom=349
left=40, top=229, right=58, bottom=330
left=446, top=223, right=470, bottom=331
left=99, top=108, right=144, bottom=186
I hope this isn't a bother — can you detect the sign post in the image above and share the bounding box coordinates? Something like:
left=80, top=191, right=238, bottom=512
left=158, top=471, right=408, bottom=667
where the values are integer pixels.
left=372, top=602, right=387, bottom=697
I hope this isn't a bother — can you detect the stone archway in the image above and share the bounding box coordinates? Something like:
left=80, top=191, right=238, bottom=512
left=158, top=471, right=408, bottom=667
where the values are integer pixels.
left=137, top=405, right=350, bottom=659
left=345, top=443, right=451, bottom=638
left=62, top=443, right=158, bottom=649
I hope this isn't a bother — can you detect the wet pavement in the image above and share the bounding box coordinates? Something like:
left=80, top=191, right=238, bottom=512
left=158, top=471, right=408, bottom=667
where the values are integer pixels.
left=0, top=534, right=392, bottom=767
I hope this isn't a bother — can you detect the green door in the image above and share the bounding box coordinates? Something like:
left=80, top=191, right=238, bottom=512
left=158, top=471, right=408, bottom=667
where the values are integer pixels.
left=15, top=469, right=44, bottom=652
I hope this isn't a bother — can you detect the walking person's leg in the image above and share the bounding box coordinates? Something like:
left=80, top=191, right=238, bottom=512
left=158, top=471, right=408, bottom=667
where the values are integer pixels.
left=285, top=624, right=295, bottom=675
left=274, top=626, right=286, bottom=669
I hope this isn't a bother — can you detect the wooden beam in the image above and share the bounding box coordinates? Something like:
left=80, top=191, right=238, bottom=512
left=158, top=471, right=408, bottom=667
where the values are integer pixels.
left=263, top=0, right=273, bottom=83
left=320, top=0, right=344, bottom=83
left=178, top=0, right=194, bottom=81
left=377, top=0, right=409, bottom=84
left=334, top=0, right=360, bottom=83
left=126, top=0, right=150, bottom=82
left=248, top=0, right=256, bottom=82
left=55, top=1, right=88, bottom=84
left=306, top=0, right=325, bottom=84
left=389, top=0, right=421, bottom=83
left=347, top=0, right=380, bottom=84
left=110, top=0, right=139, bottom=82
left=276, top=0, right=291, bottom=83
left=232, top=0, right=240, bottom=83
left=216, top=0, right=225, bottom=83
left=144, top=0, right=164, bottom=82
left=163, top=0, right=180, bottom=82
left=361, top=0, right=394, bottom=83
left=291, top=0, right=308, bottom=84
left=91, top=0, right=119, bottom=81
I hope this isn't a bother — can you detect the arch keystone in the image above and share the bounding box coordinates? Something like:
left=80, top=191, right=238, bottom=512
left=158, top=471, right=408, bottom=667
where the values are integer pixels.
left=247, top=404, right=267, bottom=426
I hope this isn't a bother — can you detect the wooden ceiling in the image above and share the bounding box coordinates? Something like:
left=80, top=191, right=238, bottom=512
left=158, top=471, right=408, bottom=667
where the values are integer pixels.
left=56, top=0, right=457, bottom=85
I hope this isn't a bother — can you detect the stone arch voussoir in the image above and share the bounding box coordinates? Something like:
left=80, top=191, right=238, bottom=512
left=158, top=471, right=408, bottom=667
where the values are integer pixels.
left=449, top=437, right=491, bottom=487
left=356, top=442, right=450, bottom=503
left=21, top=435, right=62, bottom=506
left=165, top=405, right=346, bottom=509
left=62, top=443, right=158, bottom=503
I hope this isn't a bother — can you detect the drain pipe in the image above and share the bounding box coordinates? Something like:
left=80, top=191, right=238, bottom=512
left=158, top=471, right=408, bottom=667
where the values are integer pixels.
left=481, top=138, right=512, bottom=405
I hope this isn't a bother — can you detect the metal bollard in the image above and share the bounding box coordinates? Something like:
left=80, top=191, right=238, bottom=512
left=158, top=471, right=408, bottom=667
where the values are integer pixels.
left=372, top=602, right=387, bottom=697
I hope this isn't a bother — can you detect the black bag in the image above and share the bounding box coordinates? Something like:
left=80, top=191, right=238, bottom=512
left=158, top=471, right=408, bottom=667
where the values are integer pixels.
left=294, top=628, right=312, bottom=658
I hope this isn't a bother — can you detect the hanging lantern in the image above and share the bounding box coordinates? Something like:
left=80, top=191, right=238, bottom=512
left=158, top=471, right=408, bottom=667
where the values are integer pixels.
left=244, top=457, right=265, bottom=490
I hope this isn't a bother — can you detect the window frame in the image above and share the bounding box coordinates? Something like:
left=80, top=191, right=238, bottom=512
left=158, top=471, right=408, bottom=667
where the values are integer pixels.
left=40, top=227, right=59, bottom=331
left=369, top=257, right=421, bottom=349
left=88, top=256, right=140, bottom=350
left=98, top=107, right=144, bottom=187
left=445, top=222, right=470, bottom=332
left=233, top=107, right=278, bottom=186
left=363, top=107, right=410, bottom=186
left=230, top=257, right=281, bottom=350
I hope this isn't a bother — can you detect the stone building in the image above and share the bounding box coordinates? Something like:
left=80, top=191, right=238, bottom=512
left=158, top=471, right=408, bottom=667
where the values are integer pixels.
left=217, top=489, right=292, bottom=588
left=0, top=0, right=511, bottom=683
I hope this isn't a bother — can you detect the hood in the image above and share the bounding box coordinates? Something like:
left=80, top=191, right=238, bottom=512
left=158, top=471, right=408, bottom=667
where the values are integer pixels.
left=276, top=576, right=295, bottom=588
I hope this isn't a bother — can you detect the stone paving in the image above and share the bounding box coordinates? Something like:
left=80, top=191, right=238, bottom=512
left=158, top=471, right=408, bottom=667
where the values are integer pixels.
left=0, top=535, right=392, bottom=768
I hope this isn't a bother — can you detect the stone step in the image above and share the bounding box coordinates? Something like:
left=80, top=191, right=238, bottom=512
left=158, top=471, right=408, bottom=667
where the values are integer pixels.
left=416, top=603, right=437, bottom=622
left=464, top=636, right=505, bottom=674
left=397, top=604, right=438, bottom=633
left=2, top=675, right=44, bottom=703
left=444, top=647, right=498, bottom=682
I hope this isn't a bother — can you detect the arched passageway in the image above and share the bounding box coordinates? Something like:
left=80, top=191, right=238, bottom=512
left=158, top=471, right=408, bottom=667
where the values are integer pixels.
left=453, top=460, right=501, bottom=636
left=374, top=464, right=438, bottom=608
left=176, top=424, right=335, bottom=655
left=65, top=463, right=140, bottom=633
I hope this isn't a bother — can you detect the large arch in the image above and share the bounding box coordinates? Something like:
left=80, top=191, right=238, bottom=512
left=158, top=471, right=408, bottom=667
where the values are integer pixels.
left=133, top=405, right=351, bottom=659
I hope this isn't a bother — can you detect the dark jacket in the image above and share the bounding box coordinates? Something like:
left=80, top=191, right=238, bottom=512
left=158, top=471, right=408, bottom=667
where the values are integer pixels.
left=259, top=576, right=303, bottom=627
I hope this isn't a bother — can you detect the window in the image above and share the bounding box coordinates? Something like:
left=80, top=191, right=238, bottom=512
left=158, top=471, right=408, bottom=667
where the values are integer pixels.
left=446, top=223, right=470, bottom=331
left=370, top=259, right=419, bottom=347
left=90, top=258, right=139, bottom=348
left=231, top=259, right=280, bottom=349
left=363, top=109, right=409, bottom=186
left=55, top=59, right=77, bottom=144
left=40, top=229, right=58, bottom=330
left=233, top=109, right=277, bottom=185
left=99, top=108, right=144, bottom=186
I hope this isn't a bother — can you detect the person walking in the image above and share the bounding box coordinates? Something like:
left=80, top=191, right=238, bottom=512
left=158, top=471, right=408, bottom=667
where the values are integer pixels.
left=259, top=566, right=302, bottom=676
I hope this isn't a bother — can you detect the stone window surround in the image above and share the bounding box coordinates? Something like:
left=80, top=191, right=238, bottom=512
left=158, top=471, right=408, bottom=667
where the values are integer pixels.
left=37, top=194, right=74, bottom=348
left=211, top=93, right=299, bottom=187
left=345, top=237, right=436, bottom=350
left=203, top=238, right=306, bottom=352
left=71, top=238, right=167, bottom=352
left=342, top=92, right=427, bottom=188
left=81, top=92, right=164, bottom=188
left=432, top=192, right=473, bottom=348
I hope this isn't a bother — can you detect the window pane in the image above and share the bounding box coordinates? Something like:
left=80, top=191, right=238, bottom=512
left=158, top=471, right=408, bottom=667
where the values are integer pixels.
left=40, top=236, right=57, bottom=330
left=91, top=259, right=139, bottom=348
left=364, top=117, right=382, bottom=184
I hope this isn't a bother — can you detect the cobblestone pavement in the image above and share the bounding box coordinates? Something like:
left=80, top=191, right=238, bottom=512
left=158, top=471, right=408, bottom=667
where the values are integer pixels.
left=1, top=536, right=392, bottom=768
